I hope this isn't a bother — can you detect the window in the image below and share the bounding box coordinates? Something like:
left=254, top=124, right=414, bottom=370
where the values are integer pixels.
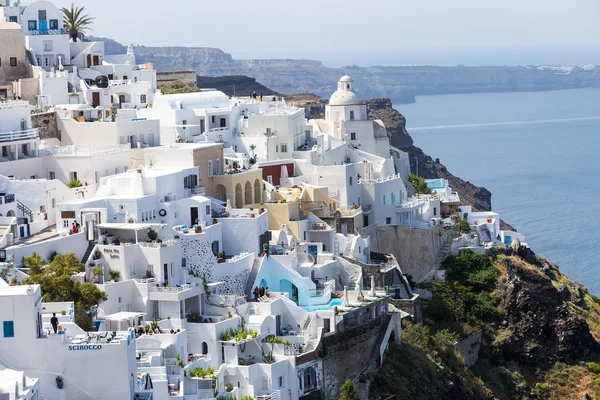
left=281, top=144, right=288, bottom=153
left=40, top=205, right=46, bottom=213
left=118, top=297, right=122, bottom=303
left=115, top=167, right=119, bottom=174
left=95, top=171, right=99, bottom=184
left=69, top=171, right=77, bottom=181
left=105, top=169, right=109, bottom=177
left=211, top=116, right=215, bottom=124
left=51, top=198, right=56, bottom=208
left=349, top=176, right=353, bottom=186
left=208, top=160, right=213, bottom=177
left=108, top=74, right=114, bottom=80
left=182, top=258, right=186, bottom=268
left=140, top=94, right=147, bottom=103
left=38, top=10, right=47, bottom=21
left=43, top=41, right=53, bottom=51
left=279, top=376, right=283, bottom=388
left=350, top=110, right=355, bottom=120
left=63, top=220, right=69, bottom=228
left=350, top=132, right=356, bottom=140
left=122, top=75, right=128, bottom=80
left=386, top=217, right=392, bottom=225
left=49, top=19, right=58, bottom=29
left=48, top=171, right=55, bottom=180
left=43, top=57, right=49, bottom=67
left=215, top=158, right=221, bottom=175
left=3, top=321, right=14, bottom=338
left=433, top=207, right=437, bottom=216
left=129, top=264, right=136, bottom=276
left=383, top=195, right=386, bottom=205
left=0, top=58, right=1, bottom=67
left=10, top=57, right=17, bottom=67
left=206, top=205, right=210, bottom=215
left=275, top=145, right=278, bottom=153
left=28, top=20, right=37, bottom=31
left=220, top=118, right=226, bottom=128
left=267, top=176, right=273, bottom=185
left=8, top=16, right=17, bottom=23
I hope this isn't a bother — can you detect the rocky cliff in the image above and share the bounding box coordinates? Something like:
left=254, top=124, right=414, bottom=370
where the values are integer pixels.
left=91, top=37, right=600, bottom=103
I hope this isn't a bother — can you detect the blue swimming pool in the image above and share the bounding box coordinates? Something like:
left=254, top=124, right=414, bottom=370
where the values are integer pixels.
left=301, top=298, right=343, bottom=312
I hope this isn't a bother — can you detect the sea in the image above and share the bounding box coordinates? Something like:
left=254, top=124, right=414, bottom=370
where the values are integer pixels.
left=395, top=88, right=600, bottom=294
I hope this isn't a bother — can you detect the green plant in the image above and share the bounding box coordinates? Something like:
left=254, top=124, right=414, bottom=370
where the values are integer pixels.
left=408, top=173, right=432, bottom=195
left=147, top=229, right=158, bottom=241
left=218, top=251, right=225, bottom=259
left=176, top=352, right=184, bottom=368
left=55, top=375, right=63, bottom=383
left=92, top=249, right=102, bottom=260
left=144, top=269, right=154, bottom=279
left=66, top=178, right=82, bottom=188
left=173, top=235, right=180, bottom=240
left=340, top=379, right=359, bottom=400
left=459, top=216, right=471, bottom=234
left=48, top=251, right=58, bottom=262
left=225, top=382, right=234, bottom=392
left=284, top=339, right=291, bottom=346
left=188, top=313, right=203, bottom=323
left=249, top=329, right=259, bottom=338
left=352, top=203, right=359, bottom=209
left=589, top=362, right=600, bottom=374
left=239, top=396, right=255, bottom=400
left=108, top=269, right=121, bottom=281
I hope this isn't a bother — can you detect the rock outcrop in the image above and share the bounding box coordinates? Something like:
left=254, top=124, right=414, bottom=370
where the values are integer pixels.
left=495, top=255, right=599, bottom=367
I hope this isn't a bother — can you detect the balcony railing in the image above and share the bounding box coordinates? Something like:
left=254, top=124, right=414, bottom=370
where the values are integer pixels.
left=361, top=204, right=372, bottom=212
left=0, top=128, right=39, bottom=143
left=0, top=193, right=15, bottom=204
left=0, top=100, right=30, bottom=110
left=310, top=223, right=329, bottom=231
left=150, top=281, right=202, bottom=293
left=29, top=28, right=68, bottom=35
left=39, top=144, right=130, bottom=156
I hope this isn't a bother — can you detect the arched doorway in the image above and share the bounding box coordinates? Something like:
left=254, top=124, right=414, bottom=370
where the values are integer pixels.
left=254, top=179, right=262, bottom=203
left=244, top=181, right=252, bottom=205
left=202, top=342, right=208, bottom=355
left=6, top=210, right=15, bottom=217
left=280, top=279, right=298, bottom=302
left=235, top=184, right=243, bottom=208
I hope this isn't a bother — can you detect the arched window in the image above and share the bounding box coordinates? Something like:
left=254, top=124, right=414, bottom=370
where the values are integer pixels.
left=349, top=176, right=353, bottom=186
left=202, top=342, right=208, bottom=355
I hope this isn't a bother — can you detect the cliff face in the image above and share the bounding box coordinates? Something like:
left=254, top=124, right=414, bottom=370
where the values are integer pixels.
left=95, top=37, right=600, bottom=104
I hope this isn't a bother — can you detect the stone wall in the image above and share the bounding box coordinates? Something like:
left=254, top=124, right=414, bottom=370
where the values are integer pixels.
left=156, top=71, right=197, bottom=86
left=322, top=316, right=385, bottom=399
left=372, top=226, right=442, bottom=281
left=390, top=296, right=422, bottom=324
left=31, top=111, right=60, bottom=141
left=452, top=330, right=483, bottom=368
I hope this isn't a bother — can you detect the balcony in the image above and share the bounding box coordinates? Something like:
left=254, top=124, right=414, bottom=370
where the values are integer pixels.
left=0, top=100, right=30, bottom=110
left=148, top=281, right=203, bottom=301
left=361, top=204, right=372, bottom=213
left=0, top=193, right=15, bottom=204
left=39, top=144, right=130, bottom=157
left=29, top=28, right=68, bottom=35
left=0, top=128, right=39, bottom=143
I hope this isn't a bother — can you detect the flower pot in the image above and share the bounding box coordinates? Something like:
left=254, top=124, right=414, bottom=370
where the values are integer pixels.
left=195, top=226, right=202, bottom=234
left=57, top=381, right=64, bottom=389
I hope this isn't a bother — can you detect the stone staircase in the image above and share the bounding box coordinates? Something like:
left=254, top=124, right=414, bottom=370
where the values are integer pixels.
left=417, top=239, right=452, bottom=283
left=244, top=256, right=263, bottom=298
left=355, top=381, right=369, bottom=400
left=302, top=312, right=314, bottom=333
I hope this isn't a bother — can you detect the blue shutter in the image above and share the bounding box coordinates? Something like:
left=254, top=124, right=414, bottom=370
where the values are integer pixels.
left=3, top=321, right=14, bottom=338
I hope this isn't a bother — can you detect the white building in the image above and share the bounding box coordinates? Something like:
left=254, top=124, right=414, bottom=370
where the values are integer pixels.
left=0, top=368, right=40, bottom=400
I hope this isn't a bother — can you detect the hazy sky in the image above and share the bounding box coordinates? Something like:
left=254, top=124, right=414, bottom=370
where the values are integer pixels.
left=45, top=0, right=600, bottom=67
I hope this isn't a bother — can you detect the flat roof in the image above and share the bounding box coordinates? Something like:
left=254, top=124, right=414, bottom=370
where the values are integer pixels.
left=152, top=143, right=223, bottom=151
left=104, top=311, right=146, bottom=321
left=0, top=285, right=40, bottom=296
left=97, top=223, right=165, bottom=231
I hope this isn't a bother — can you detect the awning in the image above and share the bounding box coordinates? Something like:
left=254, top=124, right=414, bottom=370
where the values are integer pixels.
left=205, top=196, right=226, bottom=206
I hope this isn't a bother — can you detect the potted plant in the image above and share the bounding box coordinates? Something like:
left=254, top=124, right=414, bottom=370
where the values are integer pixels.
left=195, top=225, right=202, bottom=234
left=109, top=269, right=121, bottom=282
left=56, top=376, right=64, bottom=389
left=248, top=208, right=255, bottom=218
left=212, top=218, right=218, bottom=225
left=174, top=235, right=180, bottom=240
left=217, top=252, right=225, bottom=263
left=61, top=310, right=67, bottom=316
left=195, top=218, right=200, bottom=226
left=147, top=228, right=158, bottom=242
left=93, top=249, right=102, bottom=260
left=263, top=243, right=270, bottom=257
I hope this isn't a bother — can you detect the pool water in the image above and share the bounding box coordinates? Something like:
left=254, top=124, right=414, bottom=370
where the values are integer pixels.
left=301, top=298, right=343, bottom=312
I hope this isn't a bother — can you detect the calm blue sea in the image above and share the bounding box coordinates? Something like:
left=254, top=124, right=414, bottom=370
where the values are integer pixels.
left=396, top=88, right=600, bottom=294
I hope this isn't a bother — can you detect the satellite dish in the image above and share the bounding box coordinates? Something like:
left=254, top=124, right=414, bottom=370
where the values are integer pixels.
left=95, top=75, right=109, bottom=89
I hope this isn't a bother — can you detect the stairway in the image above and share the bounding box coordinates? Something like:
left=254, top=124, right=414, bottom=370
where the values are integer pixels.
left=416, top=240, right=452, bottom=284
left=244, top=256, right=263, bottom=298
left=355, top=381, right=369, bottom=400
left=302, top=312, right=314, bottom=333
left=81, top=242, right=96, bottom=264
left=303, top=337, right=319, bottom=353
left=16, top=200, right=33, bottom=221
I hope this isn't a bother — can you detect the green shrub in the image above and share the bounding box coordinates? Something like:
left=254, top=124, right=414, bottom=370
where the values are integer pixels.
left=408, top=173, right=432, bottom=195
left=66, top=179, right=82, bottom=188
left=589, top=362, right=600, bottom=374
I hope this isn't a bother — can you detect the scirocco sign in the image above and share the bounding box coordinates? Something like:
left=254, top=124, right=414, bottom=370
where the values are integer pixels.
left=68, top=345, right=103, bottom=351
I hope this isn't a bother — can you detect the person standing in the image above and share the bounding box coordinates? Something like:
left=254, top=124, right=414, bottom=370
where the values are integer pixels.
left=253, top=286, right=259, bottom=301
left=50, top=313, right=59, bottom=334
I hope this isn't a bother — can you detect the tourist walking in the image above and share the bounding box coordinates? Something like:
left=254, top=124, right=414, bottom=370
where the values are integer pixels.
left=50, top=313, right=59, bottom=334
left=253, top=286, right=259, bottom=301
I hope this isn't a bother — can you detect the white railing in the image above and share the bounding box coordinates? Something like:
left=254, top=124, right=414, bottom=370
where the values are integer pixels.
left=139, top=239, right=179, bottom=248
left=0, top=100, right=30, bottom=110
left=39, top=144, right=130, bottom=156
left=207, top=127, right=228, bottom=133
left=150, top=281, right=202, bottom=293
left=359, top=173, right=402, bottom=185
left=226, top=251, right=252, bottom=263
left=0, top=128, right=39, bottom=143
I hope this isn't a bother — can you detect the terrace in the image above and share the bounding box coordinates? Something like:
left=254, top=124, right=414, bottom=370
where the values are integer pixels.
left=0, top=128, right=39, bottom=144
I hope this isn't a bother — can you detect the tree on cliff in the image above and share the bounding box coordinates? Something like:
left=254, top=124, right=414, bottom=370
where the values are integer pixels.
left=60, top=3, right=95, bottom=42
left=22, top=252, right=106, bottom=331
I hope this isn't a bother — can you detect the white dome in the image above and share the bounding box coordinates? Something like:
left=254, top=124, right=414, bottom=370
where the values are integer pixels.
left=339, top=75, right=353, bottom=82
left=329, top=90, right=361, bottom=106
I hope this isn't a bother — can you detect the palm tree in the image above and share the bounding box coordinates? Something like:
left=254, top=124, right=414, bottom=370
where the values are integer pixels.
left=60, top=3, right=95, bottom=42
left=249, top=144, right=256, bottom=159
